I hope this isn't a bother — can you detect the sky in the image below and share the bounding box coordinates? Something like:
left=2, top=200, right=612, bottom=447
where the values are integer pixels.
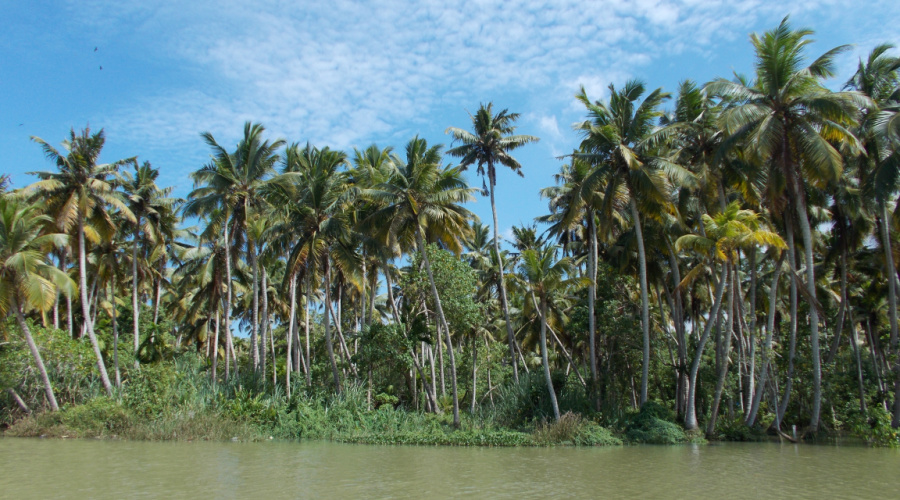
left=3, top=0, right=899, bottom=245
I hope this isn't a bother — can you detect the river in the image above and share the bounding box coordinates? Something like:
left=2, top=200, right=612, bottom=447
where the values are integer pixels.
left=1, top=439, right=898, bottom=498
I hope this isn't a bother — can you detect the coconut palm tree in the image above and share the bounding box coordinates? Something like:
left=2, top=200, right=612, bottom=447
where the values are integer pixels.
left=185, top=122, right=284, bottom=375
left=26, top=127, right=134, bottom=396
left=676, top=201, right=785, bottom=431
left=706, top=17, right=867, bottom=431
left=575, top=80, right=691, bottom=406
left=517, top=244, right=584, bottom=421
left=120, top=160, right=178, bottom=368
left=363, top=136, right=477, bottom=427
left=0, top=196, right=76, bottom=411
left=446, top=103, right=539, bottom=382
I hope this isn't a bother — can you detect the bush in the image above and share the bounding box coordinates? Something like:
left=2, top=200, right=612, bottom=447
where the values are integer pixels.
left=533, top=412, right=621, bottom=446
left=624, top=401, right=695, bottom=444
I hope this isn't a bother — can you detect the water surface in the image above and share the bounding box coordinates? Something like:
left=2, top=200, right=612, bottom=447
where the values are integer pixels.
left=2, top=439, right=898, bottom=498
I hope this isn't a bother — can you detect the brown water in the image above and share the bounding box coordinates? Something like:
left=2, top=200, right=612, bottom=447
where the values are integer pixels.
left=1, top=439, right=898, bottom=498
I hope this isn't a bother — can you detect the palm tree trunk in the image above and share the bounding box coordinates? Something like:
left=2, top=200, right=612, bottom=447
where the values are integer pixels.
left=685, top=262, right=729, bottom=431
left=488, top=172, right=519, bottom=383
left=794, top=192, right=822, bottom=432
left=538, top=293, right=560, bottom=421
left=211, top=301, right=219, bottom=383
left=778, top=216, right=799, bottom=429
left=629, top=197, right=651, bottom=406
left=746, top=253, right=785, bottom=427
left=416, top=227, right=460, bottom=427
left=77, top=213, right=113, bottom=396
left=260, top=266, right=268, bottom=379
left=707, top=262, right=735, bottom=436
left=880, top=203, right=900, bottom=427
left=305, top=273, right=312, bottom=379
left=286, top=270, right=296, bottom=393
left=250, top=238, right=260, bottom=372
left=110, top=276, right=121, bottom=388
left=588, top=214, right=599, bottom=408
left=132, top=224, right=141, bottom=369
left=223, top=219, right=233, bottom=380
left=12, top=296, right=59, bottom=411
left=470, top=333, right=478, bottom=413
left=324, top=260, right=342, bottom=393
left=847, top=304, right=867, bottom=415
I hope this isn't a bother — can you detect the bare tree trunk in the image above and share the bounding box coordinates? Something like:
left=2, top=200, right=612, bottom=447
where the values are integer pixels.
left=260, top=266, right=268, bottom=378
left=13, top=296, right=59, bottom=411
left=777, top=216, right=799, bottom=429
left=538, top=293, right=560, bottom=421
left=880, top=203, right=900, bottom=428
left=746, top=253, right=785, bottom=427
left=416, top=228, right=459, bottom=427
left=488, top=167, right=518, bottom=383
left=77, top=214, right=113, bottom=396
left=212, top=308, right=220, bottom=384
left=324, top=260, right=342, bottom=393
left=223, top=219, right=233, bottom=380
left=794, top=189, right=822, bottom=433
left=588, top=214, right=599, bottom=409
left=707, top=263, right=735, bottom=436
left=470, top=333, right=477, bottom=413
left=132, top=224, right=141, bottom=369
left=685, top=263, right=729, bottom=431
left=286, top=271, right=295, bottom=397
left=110, top=276, right=121, bottom=388
left=630, top=198, right=651, bottom=406
left=249, top=234, right=260, bottom=372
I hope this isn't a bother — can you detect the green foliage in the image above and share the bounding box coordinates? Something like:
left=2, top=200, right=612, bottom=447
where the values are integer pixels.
left=533, top=412, right=621, bottom=446
left=0, top=321, right=100, bottom=420
left=841, top=404, right=900, bottom=447
left=624, top=401, right=696, bottom=444
left=405, top=244, right=483, bottom=336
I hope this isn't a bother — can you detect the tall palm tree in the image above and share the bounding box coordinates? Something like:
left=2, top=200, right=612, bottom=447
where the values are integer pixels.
left=446, top=103, right=539, bottom=382
left=363, top=136, right=477, bottom=427
left=120, top=160, right=178, bottom=368
left=26, top=127, right=134, bottom=395
left=706, top=17, right=867, bottom=431
left=575, top=80, right=689, bottom=406
left=676, top=202, right=785, bottom=431
left=271, top=143, right=355, bottom=392
left=0, top=196, right=76, bottom=411
left=517, top=244, right=584, bottom=421
left=185, top=122, right=284, bottom=374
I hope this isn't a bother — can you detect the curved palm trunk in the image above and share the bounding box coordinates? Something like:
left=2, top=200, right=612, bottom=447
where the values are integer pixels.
left=77, top=214, right=113, bottom=396
left=684, top=262, right=729, bottom=431
left=707, top=263, right=735, bottom=436
left=211, top=301, right=219, bottom=383
left=286, top=270, right=296, bottom=396
left=746, top=253, right=785, bottom=427
left=324, top=260, right=342, bottom=393
left=260, top=265, right=268, bottom=379
left=588, top=214, right=599, bottom=408
left=538, top=293, right=560, bottom=421
left=794, top=193, right=822, bottom=433
left=488, top=172, right=519, bottom=383
left=778, top=216, right=799, bottom=429
left=629, top=198, right=651, bottom=406
left=111, top=275, right=121, bottom=388
left=223, top=220, right=233, bottom=380
left=416, top=227, right=460, bottom=427
left=879, top=203, right=900, bottom=428
left=249, top=237, right=260, bottom=373
left=13, top=296, right=59, bottom=411
left=132, top=224, right=141, bottom=369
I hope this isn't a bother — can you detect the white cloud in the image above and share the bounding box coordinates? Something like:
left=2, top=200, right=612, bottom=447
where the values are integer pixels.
left=60, top=0, right=900, bottom=170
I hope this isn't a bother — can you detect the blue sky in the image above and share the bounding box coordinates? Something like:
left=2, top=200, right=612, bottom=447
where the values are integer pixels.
left=3, top=0, right=899, bottom=244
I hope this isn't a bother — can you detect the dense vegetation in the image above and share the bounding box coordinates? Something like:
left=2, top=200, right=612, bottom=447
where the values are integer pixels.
left=2, top=19, right=900, bottom=446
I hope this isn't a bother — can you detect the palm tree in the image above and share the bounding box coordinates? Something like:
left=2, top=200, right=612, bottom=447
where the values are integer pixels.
left=120, top=160, right=178, bottom=368
left=26, top=127, right=134, bottom=396
left=271, top=143, right=355, bottom=392
left=185, top=122, right=284, bottom=375
left=0, top=196, right=76, bottom=411
left=446, top=103, right=539, bottom=382
left=575, top=80, right=689, bottom=406
left=363, top=136, right=477, bottom=427
left=517, top=244, right=584, bottom=421
left=706, top=17, right=867, bottom=431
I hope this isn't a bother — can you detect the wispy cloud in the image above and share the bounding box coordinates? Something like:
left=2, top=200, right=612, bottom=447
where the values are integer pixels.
left=62, top=0, right=900, bottom=173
